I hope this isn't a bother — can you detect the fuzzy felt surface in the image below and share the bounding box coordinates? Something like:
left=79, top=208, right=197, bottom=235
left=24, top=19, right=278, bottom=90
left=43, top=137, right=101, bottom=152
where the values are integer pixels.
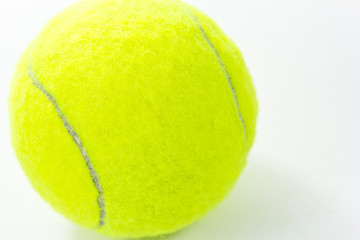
left=9, top=0, right=258, bottom=238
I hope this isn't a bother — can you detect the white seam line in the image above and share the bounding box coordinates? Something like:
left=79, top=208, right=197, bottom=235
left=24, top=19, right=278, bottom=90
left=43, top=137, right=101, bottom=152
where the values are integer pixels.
left=28, top=64, right=106, bottom=227
left=182, top=5, right=247, bottom=137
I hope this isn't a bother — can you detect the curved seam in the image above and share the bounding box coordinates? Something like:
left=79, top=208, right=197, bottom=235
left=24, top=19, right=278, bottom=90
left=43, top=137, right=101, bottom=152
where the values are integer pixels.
left=182, top=5, right=247, bottom=139
left=28, top=63, right=106, bottom=227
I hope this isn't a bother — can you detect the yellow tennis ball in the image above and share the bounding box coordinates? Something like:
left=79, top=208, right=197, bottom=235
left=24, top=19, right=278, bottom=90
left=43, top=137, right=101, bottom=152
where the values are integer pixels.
left=9, top=0, right=258, bottom=238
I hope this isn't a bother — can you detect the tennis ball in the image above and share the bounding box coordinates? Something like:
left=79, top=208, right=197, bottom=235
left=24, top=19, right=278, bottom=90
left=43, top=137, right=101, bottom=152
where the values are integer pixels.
left=9, top=0, right=258, bottom=238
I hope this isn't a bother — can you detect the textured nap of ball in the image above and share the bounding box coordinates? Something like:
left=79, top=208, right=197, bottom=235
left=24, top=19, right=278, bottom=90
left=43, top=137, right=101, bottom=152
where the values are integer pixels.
left=9, top=0, right=258, bottom=238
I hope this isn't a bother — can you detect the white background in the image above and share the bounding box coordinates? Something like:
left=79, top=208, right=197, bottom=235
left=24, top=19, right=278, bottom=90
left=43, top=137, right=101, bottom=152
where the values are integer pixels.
left=1, top=0, right=359, bottom=239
